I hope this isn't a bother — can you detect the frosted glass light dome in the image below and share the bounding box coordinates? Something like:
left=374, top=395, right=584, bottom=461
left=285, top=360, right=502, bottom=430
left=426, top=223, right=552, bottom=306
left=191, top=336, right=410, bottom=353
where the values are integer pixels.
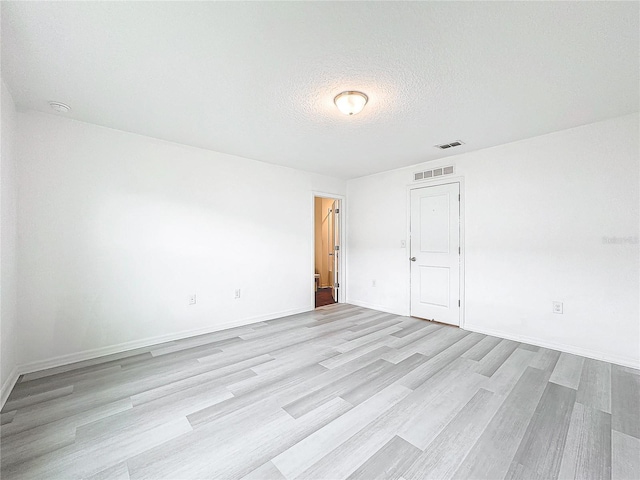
left=334, top=91, right=368, bottom=115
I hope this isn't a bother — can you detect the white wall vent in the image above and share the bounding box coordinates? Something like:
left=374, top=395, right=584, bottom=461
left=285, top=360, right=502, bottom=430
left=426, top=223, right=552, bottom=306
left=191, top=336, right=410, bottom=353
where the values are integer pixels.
left=414, top=165, right=455, bottom=181
left=435, top=140, right=465, bottom=150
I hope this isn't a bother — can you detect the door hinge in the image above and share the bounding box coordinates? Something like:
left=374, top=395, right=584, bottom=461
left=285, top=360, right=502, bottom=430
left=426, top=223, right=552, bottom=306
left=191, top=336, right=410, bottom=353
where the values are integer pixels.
left=458, top=246, right=461, bottom=254
left=334, top=245, right=340, bottom=251
left=458, top=300, right=461, bottom=307
left=335, top=208, right=339, bottom=214
left=335, top=282, right=340, bottom=288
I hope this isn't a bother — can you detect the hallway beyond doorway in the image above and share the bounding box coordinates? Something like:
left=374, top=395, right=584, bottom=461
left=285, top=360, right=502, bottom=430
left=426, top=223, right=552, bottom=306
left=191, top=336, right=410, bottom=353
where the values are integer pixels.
left=315, top=287, right=335, bottom=308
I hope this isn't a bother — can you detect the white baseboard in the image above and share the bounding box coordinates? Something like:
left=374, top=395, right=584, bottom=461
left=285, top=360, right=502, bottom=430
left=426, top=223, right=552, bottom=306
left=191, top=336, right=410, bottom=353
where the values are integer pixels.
left=1, top=366, right=20, bottom=409
left=6, top=304, right=636, bottom=410
left=346, top=299, right=408, bottom=317
left=464, top=323, right=640, bottom=370
left=15, top=306, right=312, bottom=377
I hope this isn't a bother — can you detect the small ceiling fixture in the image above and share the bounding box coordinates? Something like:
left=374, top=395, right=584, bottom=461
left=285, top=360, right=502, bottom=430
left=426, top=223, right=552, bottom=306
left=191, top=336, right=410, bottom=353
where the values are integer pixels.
left=49, top=101, right=71, bottom=113
left=334, top=91, right=368, bottom=116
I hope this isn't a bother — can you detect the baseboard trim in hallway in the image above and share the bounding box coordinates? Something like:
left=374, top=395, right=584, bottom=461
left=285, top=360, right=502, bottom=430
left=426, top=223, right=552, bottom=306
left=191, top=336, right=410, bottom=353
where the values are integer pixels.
left=1, top=303, right=638, bottom=479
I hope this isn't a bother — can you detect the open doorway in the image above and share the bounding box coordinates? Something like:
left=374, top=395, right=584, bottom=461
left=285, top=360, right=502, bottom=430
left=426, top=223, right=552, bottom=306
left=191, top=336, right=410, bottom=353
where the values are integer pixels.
left=314, top=196, right=341, bottom=308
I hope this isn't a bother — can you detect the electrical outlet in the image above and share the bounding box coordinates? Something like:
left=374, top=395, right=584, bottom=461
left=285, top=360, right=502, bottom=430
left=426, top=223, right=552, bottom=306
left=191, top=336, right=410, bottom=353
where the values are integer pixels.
left=372, top=280, right=376, bottom=287
left=553, top=301, right=563, bottom=314
left=401, top=240, right=406, bottom=248
left=189, top=294, right=196, bottom=305
left=234, top=289, right=241, bottom=299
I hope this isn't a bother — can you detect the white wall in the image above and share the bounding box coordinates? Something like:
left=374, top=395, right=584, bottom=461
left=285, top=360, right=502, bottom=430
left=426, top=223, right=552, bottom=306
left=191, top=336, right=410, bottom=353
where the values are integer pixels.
left=16, top=112, right=345, bottom=369
left=11, top=108, right=640, bottom=374
left=1, top=79, right=19, bottom=402
left=347, top=113, right=640, bottom=367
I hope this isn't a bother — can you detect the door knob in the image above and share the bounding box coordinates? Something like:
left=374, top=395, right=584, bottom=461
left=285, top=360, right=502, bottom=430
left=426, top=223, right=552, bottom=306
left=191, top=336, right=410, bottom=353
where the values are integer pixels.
left=410, top=257, right=416, bottom=262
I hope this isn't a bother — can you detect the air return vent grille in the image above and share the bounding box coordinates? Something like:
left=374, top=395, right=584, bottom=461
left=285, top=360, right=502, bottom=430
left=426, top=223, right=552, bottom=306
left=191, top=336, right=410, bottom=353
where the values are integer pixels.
left=414, top=165, right=455, bottom=181
left=435, top=140, right=465, bottom=150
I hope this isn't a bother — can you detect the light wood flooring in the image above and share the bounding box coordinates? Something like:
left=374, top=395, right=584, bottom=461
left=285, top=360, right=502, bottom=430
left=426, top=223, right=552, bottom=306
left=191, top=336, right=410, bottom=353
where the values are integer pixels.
left=1, top=304, right=639, bottom=480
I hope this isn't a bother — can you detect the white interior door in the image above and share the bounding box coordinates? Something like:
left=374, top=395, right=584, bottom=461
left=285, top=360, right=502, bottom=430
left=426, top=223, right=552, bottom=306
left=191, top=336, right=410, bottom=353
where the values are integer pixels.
left=410, top=183, right=460, bottom=325
left=331, top=200, right=340, bottom=302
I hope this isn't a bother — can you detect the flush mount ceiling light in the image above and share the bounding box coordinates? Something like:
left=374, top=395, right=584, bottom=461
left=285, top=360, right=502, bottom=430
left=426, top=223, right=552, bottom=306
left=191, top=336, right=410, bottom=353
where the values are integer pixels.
left=49, top=101, right=71, bottom=113
left=334, top=91, right=368, bottom=116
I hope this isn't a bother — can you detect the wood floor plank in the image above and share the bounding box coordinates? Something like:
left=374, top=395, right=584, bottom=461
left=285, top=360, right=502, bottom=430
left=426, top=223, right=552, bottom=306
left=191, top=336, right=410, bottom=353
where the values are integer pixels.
left=550, top=352, right=586, bottom=390
left=506, top=382, right=576, bottom=479
left=340, top=353, right=428, bottom=407
left=297, top=358, right=482, bottom=480
left=335, top=325, right=404, bottom=353
left=518, top=343, right=540, bottom=352
left=241, top=461, right=286, bottom=480
left=577, top=358, right=612, bottom=414
left=381, top=325, right=461, bottom=364
left=557, top=402, right=611, bottom=480
left=347, top=435, right=421, bottom=480
left=272, top=383, right=410, bottom=479
left=319, top=341, right=388, bottom=370
left=3, top=361, right=216, bottom=435
left=398, top=334, right=482, bottom=390
left=390, top=319, right=432, bottom=338
left=8, top=365, right=124, bottom=400
left=3, top=385, right=74, bottom=411
left=17, top=350, right=147, bottom=383
left=2, top=396, right=134, bottom=438
left=397, top=369, right=487, bottom=450
left=129, top=397, right=350, bottom=479
left=4, top=417, right=193, bottom=479
left=149, top=334, right=243, bottom=356
left=187, top=348, right=373, bottom=430
left=345, top=313, right=398, bottom=332
left=83, top=462, right=130, bottom=480
left=251, top=345, right=334, bottom=376
left=529, top=347, right=561, bottom=372
left=0, top=419, right=77, bottom=468
left=273, top=347, right=390, bottom=403
left=611, top=364, right=640, bottom=438
left=612, top=430, right=640, bottom=480
left=1, top=304, right=635, bottom=480
left=226, top=361, right=328, bottom=398
left=402, top=389, right=503, bottom=480
left=341, top=318, right=405, bottom=341
left=452, top=367, right=551, bottom=480
left=473, top=339, right=520, bottom=377
left=0, top=410, right=17, bottom=425
left=383, top=322, right=442, bottom=351
left=483, top=347, right=536, bottom=396
left=461, top=335, right=502, bottom=361
left=283, top=359, right=391, bottom=418
left=74, top=382, right=233, bottom=446
left=413, top=326, right=470, bottom=357
left=130, top=360, right=258, bottom=406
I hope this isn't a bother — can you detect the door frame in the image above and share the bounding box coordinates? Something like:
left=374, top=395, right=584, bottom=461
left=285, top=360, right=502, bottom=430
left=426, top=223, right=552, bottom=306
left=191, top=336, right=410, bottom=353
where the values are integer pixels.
left=311, top=191, right=346, bottom=308
left=406, top=176, right=466, bottom=328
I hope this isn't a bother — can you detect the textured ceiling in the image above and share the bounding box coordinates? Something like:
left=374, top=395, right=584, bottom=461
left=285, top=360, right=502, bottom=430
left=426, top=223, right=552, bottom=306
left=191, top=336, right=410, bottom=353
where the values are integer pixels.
left=2, top=2, right=638, bottom=179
